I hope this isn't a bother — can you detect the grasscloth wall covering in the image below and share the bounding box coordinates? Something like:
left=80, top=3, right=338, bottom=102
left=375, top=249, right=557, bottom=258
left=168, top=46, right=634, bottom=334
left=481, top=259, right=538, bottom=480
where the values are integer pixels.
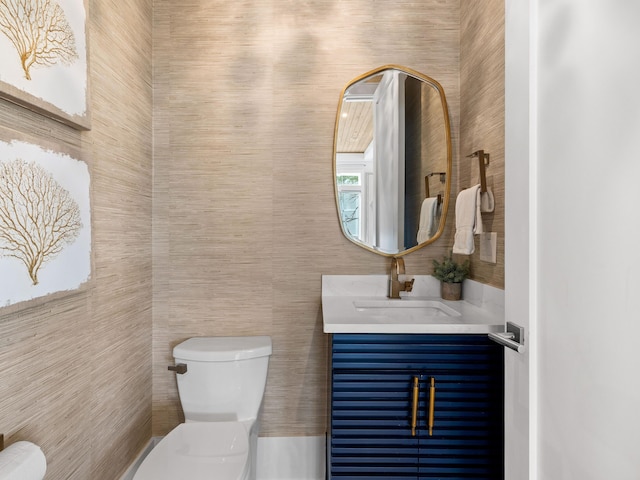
left=0, top=1, right=506, bottom=477
left=0, top=0, right=153, bottom=479
left=152, top=0, right=461, bottom=437
left=459, top=0, right=505, bottom=288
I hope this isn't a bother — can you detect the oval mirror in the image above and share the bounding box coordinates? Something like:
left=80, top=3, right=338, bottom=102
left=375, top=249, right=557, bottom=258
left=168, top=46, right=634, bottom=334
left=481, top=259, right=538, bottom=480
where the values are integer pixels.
left=333, top=65, right=452, bottom=256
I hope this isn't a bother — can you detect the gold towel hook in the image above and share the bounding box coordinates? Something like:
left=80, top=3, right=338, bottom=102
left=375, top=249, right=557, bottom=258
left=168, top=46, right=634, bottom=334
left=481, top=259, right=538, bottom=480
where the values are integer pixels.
left=425, top=172, right=446, bottom=199
left=466, top=150, right=490, bottom=193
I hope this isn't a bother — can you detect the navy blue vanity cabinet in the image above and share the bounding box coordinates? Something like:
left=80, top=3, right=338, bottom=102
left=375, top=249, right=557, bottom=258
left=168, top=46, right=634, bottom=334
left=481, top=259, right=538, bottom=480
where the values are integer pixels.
left=329, top=334, right=504, bottom=480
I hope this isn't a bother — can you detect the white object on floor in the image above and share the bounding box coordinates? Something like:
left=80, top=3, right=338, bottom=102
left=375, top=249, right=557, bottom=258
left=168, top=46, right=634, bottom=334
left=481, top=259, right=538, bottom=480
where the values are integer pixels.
left=0, top=441, right=46, bottom=480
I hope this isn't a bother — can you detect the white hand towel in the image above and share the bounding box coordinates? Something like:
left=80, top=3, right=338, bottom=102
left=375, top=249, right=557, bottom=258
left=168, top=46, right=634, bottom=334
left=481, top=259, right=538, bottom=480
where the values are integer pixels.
left=416, top=197, right=438, bottom=244
left=452, top=184, right=482, bottom=255
left=480, top=189, right=495, bottom=213
left=474, top=187, right=483, bottom=235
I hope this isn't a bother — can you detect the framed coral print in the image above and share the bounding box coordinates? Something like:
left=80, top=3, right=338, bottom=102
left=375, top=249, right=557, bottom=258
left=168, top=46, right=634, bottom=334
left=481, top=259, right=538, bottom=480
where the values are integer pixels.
left=0, top=0, right=90, bottom=130
left=0, top=128, right=92, bottom=313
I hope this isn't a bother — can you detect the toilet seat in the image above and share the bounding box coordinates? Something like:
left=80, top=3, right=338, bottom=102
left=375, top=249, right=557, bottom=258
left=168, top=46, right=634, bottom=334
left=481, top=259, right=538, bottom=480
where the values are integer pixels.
left=133, top=422, right=249, bottom=480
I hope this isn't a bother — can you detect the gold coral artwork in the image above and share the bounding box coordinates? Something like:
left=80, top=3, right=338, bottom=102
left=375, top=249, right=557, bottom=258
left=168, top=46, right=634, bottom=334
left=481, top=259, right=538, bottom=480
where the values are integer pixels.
left=0, top=158, right=82, bottom=285
left=0, top=0, right=89, bottom=129
left=0, top=0, right=79, bottom=80
left=0, top=137, right=91, bottom=308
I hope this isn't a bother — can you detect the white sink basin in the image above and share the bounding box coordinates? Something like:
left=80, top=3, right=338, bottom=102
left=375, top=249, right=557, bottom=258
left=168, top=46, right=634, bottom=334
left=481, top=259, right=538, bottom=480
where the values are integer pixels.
left=322, top=275, right=504, bottom=334
left=353, top=299, right=461, bottom=317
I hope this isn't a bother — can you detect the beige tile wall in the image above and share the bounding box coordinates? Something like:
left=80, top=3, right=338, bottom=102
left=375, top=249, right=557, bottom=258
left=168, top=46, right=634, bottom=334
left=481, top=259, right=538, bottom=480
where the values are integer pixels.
left=459, top=0, right=506, bottom=288
left=152, top=0, right=462, bottom=438
left=0, top=0, right=153, bottom=478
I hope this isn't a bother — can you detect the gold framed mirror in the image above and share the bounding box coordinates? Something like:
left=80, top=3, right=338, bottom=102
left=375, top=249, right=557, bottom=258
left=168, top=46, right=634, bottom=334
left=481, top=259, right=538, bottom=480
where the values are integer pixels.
left=333, top=65, right=452, bottom=256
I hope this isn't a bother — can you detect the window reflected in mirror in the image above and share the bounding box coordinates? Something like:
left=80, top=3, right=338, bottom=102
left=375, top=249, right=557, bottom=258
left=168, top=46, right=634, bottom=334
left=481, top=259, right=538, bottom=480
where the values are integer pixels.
left=336, top=174, right=362, bottom=240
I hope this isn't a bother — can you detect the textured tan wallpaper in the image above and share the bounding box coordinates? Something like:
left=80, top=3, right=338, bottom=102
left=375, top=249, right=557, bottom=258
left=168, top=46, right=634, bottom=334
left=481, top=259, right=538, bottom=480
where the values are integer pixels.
left=0, top=1, right=506, bottom=477
left=152, top=0, right=461, bottom=438
left=0, top=0, right=153, bottom=478
left=459, top=0, right=505, bottom=288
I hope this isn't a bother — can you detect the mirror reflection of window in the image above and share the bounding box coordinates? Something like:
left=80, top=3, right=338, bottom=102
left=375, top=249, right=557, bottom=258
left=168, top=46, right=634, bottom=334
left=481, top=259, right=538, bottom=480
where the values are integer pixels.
left=337, top=174, right=362, bottom=240
left=336, top=145, right=376, bottom=246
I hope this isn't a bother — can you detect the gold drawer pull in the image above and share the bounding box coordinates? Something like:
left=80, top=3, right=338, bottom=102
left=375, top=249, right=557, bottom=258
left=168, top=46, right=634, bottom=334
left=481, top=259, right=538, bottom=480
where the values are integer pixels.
left=428, top=377, right=436, bottom=436
left=411, top=376, right=419, bottom=436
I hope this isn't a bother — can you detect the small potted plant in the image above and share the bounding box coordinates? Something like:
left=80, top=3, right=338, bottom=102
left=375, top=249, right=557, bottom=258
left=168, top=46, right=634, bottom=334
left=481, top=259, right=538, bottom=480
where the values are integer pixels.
left=432, top=253, right=470, bottom=300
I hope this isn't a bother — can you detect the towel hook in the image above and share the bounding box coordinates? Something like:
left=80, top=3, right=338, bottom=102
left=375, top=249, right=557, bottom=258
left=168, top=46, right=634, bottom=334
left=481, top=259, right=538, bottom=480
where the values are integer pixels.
left=466, top=150, right=490, bottom=193
left=425, top=172, right=446, bottom=201
left=427, top=172, right=446, bottom=183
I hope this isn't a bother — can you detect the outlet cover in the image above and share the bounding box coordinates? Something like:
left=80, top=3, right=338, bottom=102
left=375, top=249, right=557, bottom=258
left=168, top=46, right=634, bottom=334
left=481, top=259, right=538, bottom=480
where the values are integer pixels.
left=480, top=232, right=497, bottom=263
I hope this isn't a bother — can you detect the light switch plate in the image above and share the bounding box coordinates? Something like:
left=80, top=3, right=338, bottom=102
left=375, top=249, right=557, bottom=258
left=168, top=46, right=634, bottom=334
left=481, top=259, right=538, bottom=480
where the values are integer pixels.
left=480, top=232, right=497, bottom=263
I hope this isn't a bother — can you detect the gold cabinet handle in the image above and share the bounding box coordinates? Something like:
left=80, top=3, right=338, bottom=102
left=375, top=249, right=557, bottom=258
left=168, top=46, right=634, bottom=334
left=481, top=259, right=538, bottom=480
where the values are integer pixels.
left=428, top=377, right=436, bottom=436
left=411, top=376, right=419, bottom=436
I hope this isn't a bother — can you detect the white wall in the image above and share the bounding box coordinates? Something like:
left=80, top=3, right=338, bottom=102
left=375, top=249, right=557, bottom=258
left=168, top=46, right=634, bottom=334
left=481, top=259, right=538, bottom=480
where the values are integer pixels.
left=518, top=1, right=640, bottom=478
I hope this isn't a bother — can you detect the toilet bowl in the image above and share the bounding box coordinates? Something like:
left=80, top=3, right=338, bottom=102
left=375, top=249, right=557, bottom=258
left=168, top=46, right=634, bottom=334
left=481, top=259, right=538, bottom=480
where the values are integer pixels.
left=133, top=336, right=272, bottom=480
left=133, top=422, right=250, bottom=480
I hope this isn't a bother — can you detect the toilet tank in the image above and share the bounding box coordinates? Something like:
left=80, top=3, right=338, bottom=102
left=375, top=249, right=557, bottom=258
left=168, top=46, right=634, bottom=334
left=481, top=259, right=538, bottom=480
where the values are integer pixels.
left=173, top=336, right=272, bottom=422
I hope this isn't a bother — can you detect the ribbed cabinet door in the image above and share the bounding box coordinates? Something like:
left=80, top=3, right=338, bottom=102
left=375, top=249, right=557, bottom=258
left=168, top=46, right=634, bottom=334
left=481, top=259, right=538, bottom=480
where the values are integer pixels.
left=331, top=332, right=420, bottom=480
left=415, top=335, right=504, bottom=480
left=331, top=367, right=419, bottom=479
left=330, top=334, right=504, bottom=480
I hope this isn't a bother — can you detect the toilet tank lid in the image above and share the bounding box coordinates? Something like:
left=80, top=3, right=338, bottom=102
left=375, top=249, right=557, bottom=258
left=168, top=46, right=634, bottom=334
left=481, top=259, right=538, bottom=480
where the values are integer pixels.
left=173, top=336, right=272, bottom=361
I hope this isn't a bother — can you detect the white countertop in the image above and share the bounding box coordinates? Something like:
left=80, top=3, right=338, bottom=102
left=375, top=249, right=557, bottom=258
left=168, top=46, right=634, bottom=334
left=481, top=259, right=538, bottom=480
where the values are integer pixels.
left=322, top=275, right=504, bottom=334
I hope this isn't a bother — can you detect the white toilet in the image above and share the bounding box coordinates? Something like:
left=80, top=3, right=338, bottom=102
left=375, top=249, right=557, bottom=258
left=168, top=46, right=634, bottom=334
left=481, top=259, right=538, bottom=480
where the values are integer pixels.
left=133, top=336, right=272, bottom=480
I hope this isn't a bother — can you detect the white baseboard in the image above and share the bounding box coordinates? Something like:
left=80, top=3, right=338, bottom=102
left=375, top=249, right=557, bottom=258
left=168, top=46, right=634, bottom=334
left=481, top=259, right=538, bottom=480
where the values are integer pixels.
left=118, top=437, right=162, bottom=480
left=121, top=435, right=325, bottom=480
